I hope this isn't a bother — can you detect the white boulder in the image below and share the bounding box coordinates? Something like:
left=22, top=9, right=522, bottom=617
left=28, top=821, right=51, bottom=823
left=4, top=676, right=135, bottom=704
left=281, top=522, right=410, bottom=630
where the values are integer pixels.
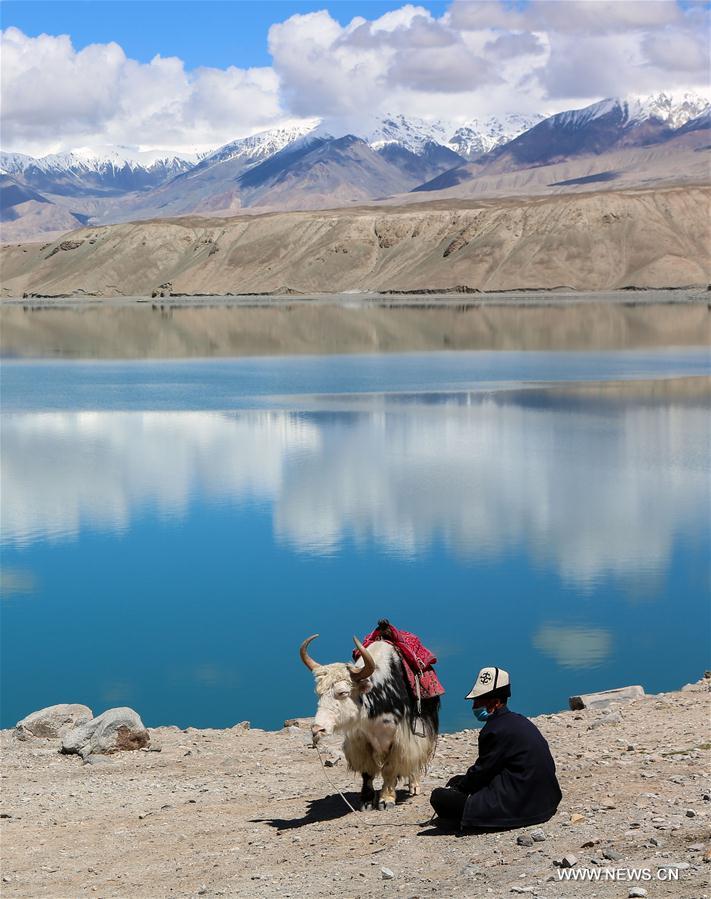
left=15, top=704, right=93, bottom=741
left=61, top=707, right=150, bottom=758
left=569, top=686, right=645, bottom=711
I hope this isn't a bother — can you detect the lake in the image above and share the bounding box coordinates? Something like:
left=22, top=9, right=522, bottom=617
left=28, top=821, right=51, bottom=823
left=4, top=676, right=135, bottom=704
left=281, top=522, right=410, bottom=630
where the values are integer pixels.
left=1, top=348, right=709, bottom=733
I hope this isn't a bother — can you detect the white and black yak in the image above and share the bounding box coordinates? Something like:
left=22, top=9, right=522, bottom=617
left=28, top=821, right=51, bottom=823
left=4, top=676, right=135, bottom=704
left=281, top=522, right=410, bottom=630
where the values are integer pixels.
left=300, top=633, right=440, bottom=810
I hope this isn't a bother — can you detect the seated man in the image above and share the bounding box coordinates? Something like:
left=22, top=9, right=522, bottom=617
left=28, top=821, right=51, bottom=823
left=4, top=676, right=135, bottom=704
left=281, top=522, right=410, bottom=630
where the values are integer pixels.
left=430, top=666, right=562, bottom=831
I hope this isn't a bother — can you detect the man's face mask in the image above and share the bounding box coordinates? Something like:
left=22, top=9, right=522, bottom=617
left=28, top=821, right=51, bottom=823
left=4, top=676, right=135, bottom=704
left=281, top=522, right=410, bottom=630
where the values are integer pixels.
left=473, top=706, right=492, bottom=722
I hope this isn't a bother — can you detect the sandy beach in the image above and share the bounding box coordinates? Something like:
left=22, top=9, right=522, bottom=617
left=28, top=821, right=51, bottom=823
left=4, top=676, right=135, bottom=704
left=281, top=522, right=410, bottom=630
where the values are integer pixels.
left=1, top=678, right=709, bottom=898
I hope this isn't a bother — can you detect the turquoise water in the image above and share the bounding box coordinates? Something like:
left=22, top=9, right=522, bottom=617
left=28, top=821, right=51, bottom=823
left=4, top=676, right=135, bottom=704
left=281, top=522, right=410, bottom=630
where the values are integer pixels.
left=1, top=349, right=709, bottom=732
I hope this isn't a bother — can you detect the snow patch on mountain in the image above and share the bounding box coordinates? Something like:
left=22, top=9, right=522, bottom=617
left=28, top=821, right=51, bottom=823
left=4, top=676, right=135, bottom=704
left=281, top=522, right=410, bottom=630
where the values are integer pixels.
left=196, top=122, right=320, bottom=171
left=625, top=92, right=711, bottom=127
left=0, top=146, right=200, bottom=176
left=448, top=114, right=545, bottom=157
left=365, top=114, right=452, bottom=154
left=554, top=92, right=710, bottom=131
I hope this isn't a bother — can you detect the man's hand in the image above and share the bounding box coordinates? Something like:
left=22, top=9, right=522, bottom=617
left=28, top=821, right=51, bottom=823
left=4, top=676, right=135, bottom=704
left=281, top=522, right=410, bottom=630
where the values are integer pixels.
left=446, top=774, right=466, bottom=790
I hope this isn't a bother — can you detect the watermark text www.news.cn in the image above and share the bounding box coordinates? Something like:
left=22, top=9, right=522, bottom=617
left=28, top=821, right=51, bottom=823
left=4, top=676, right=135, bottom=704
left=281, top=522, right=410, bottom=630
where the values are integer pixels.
left=558, top=866, right=680, bottom=882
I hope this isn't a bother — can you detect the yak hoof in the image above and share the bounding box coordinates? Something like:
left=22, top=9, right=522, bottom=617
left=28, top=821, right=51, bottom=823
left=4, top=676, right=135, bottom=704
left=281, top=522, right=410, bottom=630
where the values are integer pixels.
left=360, top=800, right=374, bottom=811
left=378, top=799, right=395, bottom=810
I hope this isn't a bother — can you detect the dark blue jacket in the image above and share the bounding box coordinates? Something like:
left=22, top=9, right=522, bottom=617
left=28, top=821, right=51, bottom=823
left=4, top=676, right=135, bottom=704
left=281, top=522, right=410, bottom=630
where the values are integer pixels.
left=458, top=707, right=562, bottom=828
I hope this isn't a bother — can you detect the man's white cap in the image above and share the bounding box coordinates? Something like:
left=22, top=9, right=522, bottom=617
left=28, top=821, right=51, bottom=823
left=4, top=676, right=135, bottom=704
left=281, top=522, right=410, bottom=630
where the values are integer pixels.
left=465, top=666, right=510, bottom=700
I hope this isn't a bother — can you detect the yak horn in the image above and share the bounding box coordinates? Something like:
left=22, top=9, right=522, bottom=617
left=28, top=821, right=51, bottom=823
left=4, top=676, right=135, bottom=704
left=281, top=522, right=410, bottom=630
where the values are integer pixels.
left=300, top=634, right=321, bottom=671
left=349, top=636, right=376, bottom=681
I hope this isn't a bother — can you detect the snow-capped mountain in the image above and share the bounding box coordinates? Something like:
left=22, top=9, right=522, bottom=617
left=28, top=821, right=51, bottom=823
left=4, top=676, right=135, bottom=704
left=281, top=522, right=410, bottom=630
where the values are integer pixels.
left=415, top=90, right=711, bottom=194
left=640, top=91, right=710, bottom=128
left=0, top=146, right=200, bottom=197
left=3, top=92, right=708, bottom=240
left=189, top=111, right=543, bottom=168
left=554, top=92, right=710, bottom=132
left=194, top=115, right=447, bottom=174
left=192, top=123, right=320, bottom=172
left=365, top=114, right=451, bottom=153
left=448, top=114, right=545, bottom=158
left=358, top=112, right=544, bottom=159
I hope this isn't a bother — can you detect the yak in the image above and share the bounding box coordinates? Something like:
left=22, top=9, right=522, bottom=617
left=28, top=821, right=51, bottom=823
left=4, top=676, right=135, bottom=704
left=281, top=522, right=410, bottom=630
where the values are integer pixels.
left=300, top=633, right=439, bottom=810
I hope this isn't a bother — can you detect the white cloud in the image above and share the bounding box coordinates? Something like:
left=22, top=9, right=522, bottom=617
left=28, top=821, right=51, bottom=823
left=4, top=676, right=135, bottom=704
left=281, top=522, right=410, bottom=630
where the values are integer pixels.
left=449, top=0, right=684, bottom=34
left=268, top=0, right=709, bottom=129
left=642, top=30, right=710, bottom=73
left=0, top=26, right=286, bottom=156
left=1, top=1, right=709, bottom=156
left=484, top=32, right=546, bottom=60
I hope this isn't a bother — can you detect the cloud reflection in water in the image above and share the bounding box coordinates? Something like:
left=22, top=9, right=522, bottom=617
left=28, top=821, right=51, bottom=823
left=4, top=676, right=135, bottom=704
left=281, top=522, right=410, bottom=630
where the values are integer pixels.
left=1, top=389, right=708, bottom=588
left=533, top=624, right=613, bottom=669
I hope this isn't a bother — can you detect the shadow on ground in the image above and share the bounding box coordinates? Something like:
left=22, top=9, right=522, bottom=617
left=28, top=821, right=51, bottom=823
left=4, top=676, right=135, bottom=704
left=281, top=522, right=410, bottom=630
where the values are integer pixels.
left=253, top=792, right=359, bottom=829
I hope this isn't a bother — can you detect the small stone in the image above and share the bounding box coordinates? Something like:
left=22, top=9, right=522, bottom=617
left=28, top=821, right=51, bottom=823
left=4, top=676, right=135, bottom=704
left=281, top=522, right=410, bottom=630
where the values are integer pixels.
left=628, top=889, right=647, bottom=898
left=602, top=848, right=622, bottom=861
left=283, top=718, right=312, bottom=730
left=685, top=808, right=696, bottom=817
left=657, top=861, right=690, bottom=872
left=460, top=864, right=481, bottom=877
left=648, top=837, right=663, bottom=847
left=516, top=834, right=534, bottom=847
left=83, top=754, right=113, bottom=766
left=197, top=887, right=208, bottom=896
left=2, top=875, right=11, bottom=883
left=596, top=710, right=622, bottom=727
left=688, top=843, right=705, bottom=851
left=554, top=854, right=577, bottom=868
left=323, top=750, right=345, bottom=767
left=570, top=813, right=585, bottom=824
left=530, top=829, right=546, bottom=842
left=381, top=867, right=395, bottom=880
left=580, top=839, right=599, bottom=848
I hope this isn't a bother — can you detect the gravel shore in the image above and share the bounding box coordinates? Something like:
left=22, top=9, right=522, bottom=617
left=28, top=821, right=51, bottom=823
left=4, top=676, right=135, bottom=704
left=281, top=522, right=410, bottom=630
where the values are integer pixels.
left=1, top=679, right=708, bottom=899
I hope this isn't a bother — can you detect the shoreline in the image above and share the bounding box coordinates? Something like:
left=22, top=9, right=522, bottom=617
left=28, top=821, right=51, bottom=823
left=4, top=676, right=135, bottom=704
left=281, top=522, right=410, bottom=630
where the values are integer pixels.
left=2, top=678, right=708, bottom=897
left=1, top=287, right=709, bottom=308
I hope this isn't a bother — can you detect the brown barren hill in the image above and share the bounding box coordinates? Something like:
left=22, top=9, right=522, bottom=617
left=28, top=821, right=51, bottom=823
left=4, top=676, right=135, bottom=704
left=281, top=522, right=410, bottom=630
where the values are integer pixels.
left=1, top=185, right=709, bottom=297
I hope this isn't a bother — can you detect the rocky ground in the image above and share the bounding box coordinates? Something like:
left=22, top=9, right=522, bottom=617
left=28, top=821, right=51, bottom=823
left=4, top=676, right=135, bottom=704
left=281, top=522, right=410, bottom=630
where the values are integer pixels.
left=1, top=680, right=709, bottom=899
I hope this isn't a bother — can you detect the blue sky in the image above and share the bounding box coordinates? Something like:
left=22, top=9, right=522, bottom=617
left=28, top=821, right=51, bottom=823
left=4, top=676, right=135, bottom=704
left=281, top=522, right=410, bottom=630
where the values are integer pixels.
left=1, top=1, right=449, bottom=68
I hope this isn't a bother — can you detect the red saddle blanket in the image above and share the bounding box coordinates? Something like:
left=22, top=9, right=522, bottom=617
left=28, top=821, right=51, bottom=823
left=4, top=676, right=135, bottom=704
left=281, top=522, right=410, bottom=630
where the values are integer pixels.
left=354, top=621, right=445, bottom=699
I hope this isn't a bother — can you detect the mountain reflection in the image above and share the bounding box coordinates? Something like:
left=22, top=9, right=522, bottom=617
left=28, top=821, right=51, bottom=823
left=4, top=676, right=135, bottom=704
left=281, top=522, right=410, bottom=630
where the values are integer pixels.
left=2, top=389, right=708, bottom=586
